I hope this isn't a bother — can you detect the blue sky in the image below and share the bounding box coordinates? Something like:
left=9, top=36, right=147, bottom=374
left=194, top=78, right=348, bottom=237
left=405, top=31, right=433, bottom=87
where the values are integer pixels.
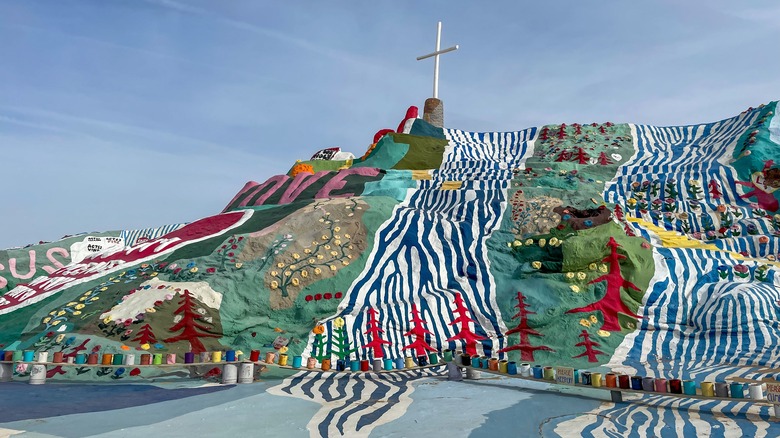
left=1, top=0, right=779, bottom=248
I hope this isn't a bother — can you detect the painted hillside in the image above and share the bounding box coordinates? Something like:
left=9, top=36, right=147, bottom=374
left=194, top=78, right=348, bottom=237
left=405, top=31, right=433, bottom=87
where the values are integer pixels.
left=2, top=101, right=780, bottom=396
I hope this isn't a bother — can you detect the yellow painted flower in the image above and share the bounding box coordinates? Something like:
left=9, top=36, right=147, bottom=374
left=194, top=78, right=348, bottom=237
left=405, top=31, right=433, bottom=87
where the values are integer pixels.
left=549, top=237, right=559, bottom=246
left=90, top=296, right=99, bottom=301
left=512, top=240, right=522, bottom=247
left=270, top=270, right=278, bottom=277
left=51, top=320, right=61, bottom=326
left=270, top=280, right=279, bottom=289
left=330, top=251, right=338, bottom=257
left=588, top=263, right=597, bottom=270
left=344, top=234, right=351, bottom=239
left=279, top=346, right=289, bottom=354
left=284, top=271, right=291, bottom=277
left=538, top=238, right=546, bottom=248
left=72, top=311, right=82, bottom=316
left=293, top=253, right=300, bottom=259
left=75, top=304, right=85, bottom=310
left=314, top=268, right=322, bottom=275
left=599, top=264, right=608, bottom=273
left=309, top=258, right=316, bottom=264
left=589, top=315, right=599, bottom=324
left=317, top=255, right=324, bottom=260
left=576, top=272, right=587, bottom=281
left=347, top=254, right=352, bottom=259
left=146, top=307, right=156, bottom=313
left=531, top=261, right=542, bottom=269
left=67, top=301, right=77, bottom=306
left=322, top=235, right=329, bottom=240
left=570, top=285, right=581, bottom=293
left=330, top=265, right=337, bottom=271
left=348, top=245, right=353, bottom=249
left=49, top=310, right=57, bottom=315
left=141, top=343, right=150, bottom=350
left=304, top=248, right=312, bottom=254
left=235, top=263, right=243, bottom=269
left=55, top=334, right=65, bottom=343
left=289, top=264, right=297, bottom=270
left=597, top=330, right=611, bottom=337
left=565, top=272, right=575, bottom=279
left=190, top=267, right=198, bottom=273
left=99, top=287, right=107, bottom=292
left=579, top=318, right=591, bottom=327
left=324, top=245, right=331, bottom=250
left=341, top=260, right=349, bottom=266
left=291, top=277, right=300, bottom=287
left=525, top=239, right=534, bottom=245
left=150, top=272, right=158, bottom=277
left=43, top=317, right=51, bottom=324
left=301, top=270, right=308, bottom=278
left=277, top=262, right=285, bottom=268
left=57, top=310, right=66, bottom=316
left=334, top=226, right=341, bottom=232
left=334, top=317, right=345, bottom=328
left=334, top=240, right=342, bottom=245
left=627, top=198, right=637, bottom=207
left=79, top=296, right=88, bottom=301
left=103, top=317, right=112, bottom=324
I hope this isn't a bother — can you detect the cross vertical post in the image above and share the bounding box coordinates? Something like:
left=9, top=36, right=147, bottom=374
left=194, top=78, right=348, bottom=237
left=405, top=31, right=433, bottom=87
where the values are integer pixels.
left=416, top=21, right=458, bottom=99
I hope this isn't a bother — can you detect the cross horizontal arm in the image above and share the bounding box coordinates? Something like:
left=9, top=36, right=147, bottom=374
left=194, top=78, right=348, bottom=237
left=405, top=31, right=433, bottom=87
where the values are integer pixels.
left=416, top=45, right=459, bottom=61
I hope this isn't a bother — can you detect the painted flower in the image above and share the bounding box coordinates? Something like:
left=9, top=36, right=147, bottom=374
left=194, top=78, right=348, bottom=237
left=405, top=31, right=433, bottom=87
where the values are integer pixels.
left=531, top=261, right=542, bottom=269
left=627, top=198, right=637, bottom=207
left=72, top=311, right=81, bottom=316
left=330, top=251, right=338, bottom=257
left=284, top=271, right=291, bottom=277
left=206, top=267, right=216, bottom=274
left=322, top=235, right=329, bottom=240
left=565, top=272, right=575, bottom=279
left=291, top=277, right=300, bottom=287
left=304, top=248, right=312, bottom=254
left=334, top=317, right=345, bottom=328
left=317, top=255, right=324, bottom=260
left=759, top=236, right=770, bottom=244
left=570, top=285, right=581, bottom=293
left=512, top=240, right=522, bottom=247
left=292, top=253, right=300, bottom=260
left=289, top=264, right=297, bottom=270
left=270, top=281, right=279, bottom=289
left=588, top=263, right=597, bottom=270
left=329, top=265, right=337, bottom=271
left=277, top=262, right=285, bottom=268
left=688, top=179, right=700, bottom=186
left=576, top=272, right=587, bottom=281
left=270, top=271, right=278, bottom=277
left=599, top=264, right=608, bottom=273
left=324, top=245, right=331, bottom=250
left=312, top=325, right=325, bottom=335
left=717, top=204, right=727, bottom=213
left=538, top=238, right=546, bottom=248
left=334, top=226, right=341, bottom=232
left=549, top=237, right=559, bottom=246
left=55, top=334, right=65, bottom=343
left=314, top=268, right=322, bottom=275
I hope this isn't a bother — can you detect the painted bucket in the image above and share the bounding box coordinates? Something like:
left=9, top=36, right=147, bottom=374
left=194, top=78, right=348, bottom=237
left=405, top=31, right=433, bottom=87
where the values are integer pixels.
left=507, top=361, right=517, bottom=375
left=351, top=360, right=361, bottom=371
left=52, top=352, right=64, bottom=364
left=642, top=377, right=655, bottom=391
left=0, top=351, right=5, bottom=361
left=480, top=356, right=489, bottom=369
left=22, top=351, right=34, bottom=362
left=669, top=379, right=682, bottom=394
left=226, top=350, right=236, bottom=362
left=66, top=356, right=75, bottom=364
left=165, top=353, right=175, bottom=364
left=238, top=362, right=254, bottom=383
left=360, top=360, right=370, bottom=372
left=618, top=374, right=630, bottom=389
left=683, top=380, right=696, bottom=395
left=200, top=352, right=210, bottom=363
left=543, top=366, right=555, bottom=381
left=184, top=352, right=194, bottom=364
left=532, top=365, right=543, bottom=379
left=12, top=351, right=23, bottom=362
left=443, top=350, right=453, bottom=362
left=222, top=363, right=238, bottom=384
left=591, top=372, right=602, bottom=388
left=499, top=360, right=508, bottom=374
left=112, top=354, right=124, bottom=365
left=749, top=383, right=765, bottom=400
left=489, top=358, right=499, bottom=371
left=730, top=382, right=744, bottom=399
left=581, top=372, right=592, bottom=386
left=36, top=351, right=49, bottom=363
left=384, top=358, right=393, bottom=371
left=292, top=356, right=303, bottom=368
left=102, top=354, right=113, bottom=365
left=212, top=351, right=222, bottom=363
left=428, top=352, right=438, bottom=365
left=460, top=353, right=471, bottom=367
left=405, top=357, right=415, bottom=369
left=336, top=359, right=346, bottom=371
left=249, top=350, right=260, bottom=362
left=520, top=363, right=531, bottom=377
left=307, top=357, right=318, bottom=370
left=470, top=356, right=480, bottom=368
left=605, top=373, right=617, bottom=388
left=29, top=364, right=47, bottom=385
left=0, top=362, right=12, bottom=382
left=265, top=352, right=275, bottom=364
left=373, top=359, right=383, bottom=372
left=416, top=355, right=428, bottom=367
left=152, top=354, right=163, bottom=365
left=125, top=354, right=136, bottom=366
left=279, top=354, right=289, bottom=367
left=395, top=358, right=405, bottom=370
left=715, top=382, right=729, bottom=398
left=701, top=382, right=715, bottom=397
left=654, top=378, right=667, bottom=393
left=631, top=376, right=643, bottom=390
left=139, top=354, right=151, bottom=365
left=321, top=359, right=331, bottom=371
left=4, top=351, right=13, bottom=361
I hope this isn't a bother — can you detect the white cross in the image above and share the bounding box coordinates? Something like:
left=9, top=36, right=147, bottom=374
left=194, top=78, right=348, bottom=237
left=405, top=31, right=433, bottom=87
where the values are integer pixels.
left=416, top=21, right=458, bottom=99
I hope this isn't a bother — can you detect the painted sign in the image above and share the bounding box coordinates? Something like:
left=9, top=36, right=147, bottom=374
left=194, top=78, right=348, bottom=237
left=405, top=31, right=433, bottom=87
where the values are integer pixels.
left=555, top=366, right=574, bottom=385
left=70, top=236, right=125, bottom=264
left=766, top=382, right=780, bottom=404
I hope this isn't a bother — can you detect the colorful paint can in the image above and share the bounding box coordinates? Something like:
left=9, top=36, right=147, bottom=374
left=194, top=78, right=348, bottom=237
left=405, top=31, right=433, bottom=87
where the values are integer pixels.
left=499, top=360, right=509, bottom=374
left=66, top=356, right=75, bottom=364
left=428, top=352, right=438, bottom=365
left=0, top=351, right=5, bottom=361
left=543, top=366, right=555, bottom=381
left=591, top=372, right=602, bottom=388
left=249, top=350, right=260, bottom=362
left=654, top=378, right=667, bottom=393
left=669, top=379, right=682, bottom=394
left=351, top=360, right=361, bottom=371
left=642, top=377, right=654, bottom=391
left=574, top=369, right=580, bottom=384
left=507, top=361, right=518, bottom=375
left=200, top=352, right=210, bottom=363
left=292, top=356, right=303, bottom=368
left=460, top=353, right=471, bottom=367
left=416, top=355, right=428, bottom=367
left=701, top=382, right=715, bottom=397
left=222, top=363, right=237, bottom=384
left=264, top=352, right=275, bottom=364
left=480, top=356, right=489, bottom=369
left=581, top=371, right=592, bottom=385
left=730, top=382, right=744, bottom=399
left=489, top=358, right=499, bottom=371
left=384, top=358, right=393, bottom=371
left=443, top=350, right=453, bottom=362
left=405, top=357, right=415, bottom=369
left=631, top=376, right=643, bottom=390
left=306, top=357, right=317, bottom=369
left=334, top=359, right=345, bottom=371
left=373, top=359, right=383, bottom=372
left=238, top=362, right=253, bottom=384
left=605, top=373, right=617, bottom=388
left=683, top=380, right=696, bottom=395
left=36, top=351, right=49, bottom=363
left=279, top=354, right=289, bottom=367
left=520, top=363, right=531, bottom=377
left=52, top=352, right=64, bottom=363
left=166, top=353, right=176, bottom=364
left=22, top=351, right=34, bottom=362
left=749, top=383, right=764, bottom=400
left=102, top=354, right=113, bottom=365
left=4, top=351, right=12, bottom=361
left=184, top=352, right=195, bottom=364
left=29, top=364, right=47, bottom=385
left=360, top=359, right=370, bottom=372
left=470, top=355, right=480, bottom=368
left=140, top=354, right=151, bottom=365
left=321, top=358, right=331, bottom=371
left=12, top=351, right=23, bottom=362
left=212, top=351, right=222, bottom=363
left=112, top=354, right=124, bottom=365
left=152, top=354, right=163, bottom=365
left=395, top=358, right=405, bottom=370
left=125, top=354, right=136, bottom=366
left=715, top=382, right=729, bottom=398
left=618, top=374, right=630, bottom=389
left=0, top=362, right=11, bottom=382
left=226, top=350, right=236, bottom=362
left=532, top=365, right=543, bottom=379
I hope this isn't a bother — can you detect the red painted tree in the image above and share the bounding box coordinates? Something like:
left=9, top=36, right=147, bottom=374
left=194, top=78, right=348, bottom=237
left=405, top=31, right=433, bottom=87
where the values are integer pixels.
left=555, top=149, right=571, bottom=162
left=709, top=179, right=722, bottom=199
left=557, top=126, right=567, bottom=140
left=599, top=125, right=607, bottom=134
left=573, top=330, right=605, bottom=362
left=497, top=291, right=553, bottom=361
left=446, top=293, right=486, bottom=356
left=613, top=204, right=624, bottom=222
left=566, top=237, right=642, bottom=331
left=540, top=127, right=550, bottom=141
left=572, top=147, right=590, bottom=164
left=132, top=324, right=157, bottom=345
left=363, top=307, right=391, bottom=359
left=163, top=290, right=219, bottom=353
left=402, top=304, right=437, bottom=358
left=597, top=152, right=612, bottom=165
left=573, top=123, right=582, bottom=135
